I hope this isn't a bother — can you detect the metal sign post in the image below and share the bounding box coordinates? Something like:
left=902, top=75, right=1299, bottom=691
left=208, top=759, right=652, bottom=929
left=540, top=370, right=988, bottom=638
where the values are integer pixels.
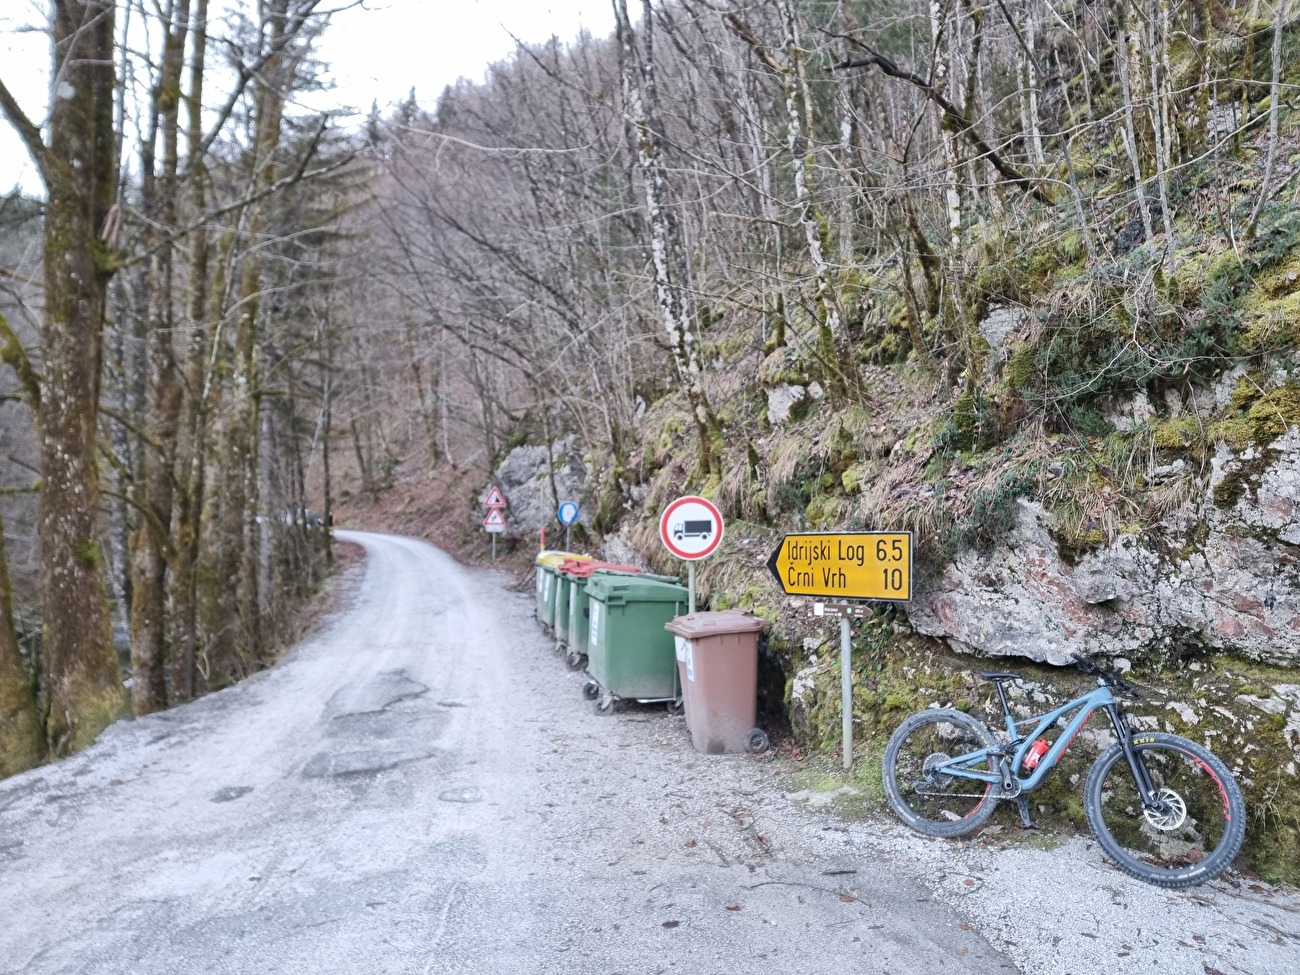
left=770, top=532, right=915, bottom=771
left=483, top=488, right=507, bottom=562
left=659, top=495, right=724, bottom=611
left=812, top=602, right=864, bottom=771
left=840, top=616, right=852, bottom=769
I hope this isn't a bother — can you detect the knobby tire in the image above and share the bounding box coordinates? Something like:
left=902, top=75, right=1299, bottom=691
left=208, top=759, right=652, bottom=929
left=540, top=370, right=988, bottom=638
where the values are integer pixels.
left=1084, top=732, right=1246, bottom=889
left=883, top=708, right=999, bottom=839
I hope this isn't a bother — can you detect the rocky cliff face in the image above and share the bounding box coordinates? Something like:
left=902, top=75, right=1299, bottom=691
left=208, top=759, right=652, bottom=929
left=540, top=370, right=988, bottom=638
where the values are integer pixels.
left=485, top=437, right=588, bottom=536
left=909, top=427, right=1300, bottom=667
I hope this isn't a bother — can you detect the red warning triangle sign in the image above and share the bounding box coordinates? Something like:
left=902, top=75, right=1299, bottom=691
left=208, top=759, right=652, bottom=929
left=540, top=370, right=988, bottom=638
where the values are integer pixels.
left=483, top=507, right=507, bottom=527
left=484, top=486, right=506, bottom=508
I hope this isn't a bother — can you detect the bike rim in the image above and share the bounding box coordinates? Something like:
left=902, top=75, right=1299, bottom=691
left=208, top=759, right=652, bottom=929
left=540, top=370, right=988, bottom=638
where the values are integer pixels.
left=1094, top=742, right=1234, bottom=876
left=892, top=717, right=992, bottom=825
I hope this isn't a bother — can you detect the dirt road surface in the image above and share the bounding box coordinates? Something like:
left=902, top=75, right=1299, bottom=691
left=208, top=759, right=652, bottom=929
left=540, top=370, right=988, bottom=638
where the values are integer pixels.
left=1, top=531, right=1295, bottom=974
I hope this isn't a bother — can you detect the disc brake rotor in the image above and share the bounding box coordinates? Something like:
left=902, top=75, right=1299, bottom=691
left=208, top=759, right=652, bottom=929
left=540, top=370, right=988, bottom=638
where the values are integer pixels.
left=1142, top=787, right=1188, bottom=831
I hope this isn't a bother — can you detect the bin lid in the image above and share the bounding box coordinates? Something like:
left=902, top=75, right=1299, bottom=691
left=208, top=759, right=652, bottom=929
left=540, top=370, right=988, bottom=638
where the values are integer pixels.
left=535, top=551, right=575, bottom=568
left=665, top=610, right=772, bottom=638
left=538, top=552, right=592, bottom=570
left=592, top=568, right=679, bottom=585
left=560, top=559, right=638, bottom=578
left=586, top=574, right=689, bottom=603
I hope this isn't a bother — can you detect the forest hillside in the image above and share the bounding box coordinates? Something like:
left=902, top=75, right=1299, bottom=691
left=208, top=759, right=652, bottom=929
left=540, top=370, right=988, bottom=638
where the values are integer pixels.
left=339, top=0, right=1300, bottom=879
left=1, top=0, right=1298, bottom=881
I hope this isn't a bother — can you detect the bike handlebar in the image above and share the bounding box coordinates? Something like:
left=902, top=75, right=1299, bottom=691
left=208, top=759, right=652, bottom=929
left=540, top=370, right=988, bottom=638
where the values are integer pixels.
left=1071, top=653, right=1144, bottom=699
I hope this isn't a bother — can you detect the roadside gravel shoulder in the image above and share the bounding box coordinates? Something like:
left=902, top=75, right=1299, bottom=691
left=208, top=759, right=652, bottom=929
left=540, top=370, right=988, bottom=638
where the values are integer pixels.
left=480, top=555, right=1300, bottom=975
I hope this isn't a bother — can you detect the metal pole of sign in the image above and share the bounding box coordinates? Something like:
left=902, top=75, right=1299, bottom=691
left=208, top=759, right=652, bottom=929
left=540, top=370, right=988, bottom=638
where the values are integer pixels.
left=491, top=534, right=497, bottom=561
left=688, top=562, right=696, bottom=614
left=565, top=525, right=571, bottom=551
left=840, top=615, right=853, bottom=770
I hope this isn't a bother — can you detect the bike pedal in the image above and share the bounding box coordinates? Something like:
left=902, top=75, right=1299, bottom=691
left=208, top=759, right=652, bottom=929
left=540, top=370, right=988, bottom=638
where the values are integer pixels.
left=1014, top=796, right=1036, bottom=829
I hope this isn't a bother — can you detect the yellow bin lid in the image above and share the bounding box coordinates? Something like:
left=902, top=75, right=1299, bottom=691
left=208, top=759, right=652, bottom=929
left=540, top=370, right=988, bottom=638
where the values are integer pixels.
left=536, top=551, right=593, bottom=567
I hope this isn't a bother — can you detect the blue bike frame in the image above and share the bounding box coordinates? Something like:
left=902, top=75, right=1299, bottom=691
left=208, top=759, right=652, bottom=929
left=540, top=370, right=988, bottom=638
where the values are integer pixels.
left=939, top=684, right=1118, bottom=792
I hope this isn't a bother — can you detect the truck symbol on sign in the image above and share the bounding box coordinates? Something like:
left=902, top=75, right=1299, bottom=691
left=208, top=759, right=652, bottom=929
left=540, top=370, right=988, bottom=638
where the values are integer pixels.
left=673, top=519, right=713, bottom=542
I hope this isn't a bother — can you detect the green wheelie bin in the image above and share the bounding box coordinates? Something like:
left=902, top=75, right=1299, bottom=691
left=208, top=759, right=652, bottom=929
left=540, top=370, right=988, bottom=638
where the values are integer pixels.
left=535, top=551, right=576, bottom=631
left=552, top=557, right=598, bottom=654
left=559, top=563, right=669, bottom=669
left=582, top=574, right=689, bottom=712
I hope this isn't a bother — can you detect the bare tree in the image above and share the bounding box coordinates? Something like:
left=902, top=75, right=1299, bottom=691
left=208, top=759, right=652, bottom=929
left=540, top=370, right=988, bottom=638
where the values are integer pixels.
left=0, top=0, right=128, bottom=751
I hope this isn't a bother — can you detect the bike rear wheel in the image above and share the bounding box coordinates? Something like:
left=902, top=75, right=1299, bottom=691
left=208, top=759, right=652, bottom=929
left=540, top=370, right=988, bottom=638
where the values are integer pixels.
left=883, top=708, right=999, bottom=838
left=1084, top=732, right=1246, bottom=889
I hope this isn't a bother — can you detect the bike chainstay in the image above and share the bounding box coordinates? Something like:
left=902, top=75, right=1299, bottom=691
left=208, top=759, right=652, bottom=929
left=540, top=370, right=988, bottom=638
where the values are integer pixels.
left=912, top=748, right=1020, bottom=799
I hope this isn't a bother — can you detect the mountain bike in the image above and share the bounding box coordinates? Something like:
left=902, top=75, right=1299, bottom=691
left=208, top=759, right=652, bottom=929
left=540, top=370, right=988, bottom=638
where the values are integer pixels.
left=882, top=654, right=1246, bottom=889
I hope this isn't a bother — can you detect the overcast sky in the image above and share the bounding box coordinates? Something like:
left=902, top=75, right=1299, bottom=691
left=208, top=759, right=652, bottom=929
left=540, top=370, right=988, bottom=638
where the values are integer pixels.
left=0, top=0, right=616, bottom=194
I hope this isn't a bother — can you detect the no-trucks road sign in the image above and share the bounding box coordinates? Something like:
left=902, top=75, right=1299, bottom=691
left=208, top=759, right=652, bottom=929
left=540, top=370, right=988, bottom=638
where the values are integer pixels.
left=659, top=496, right=724, bottom=561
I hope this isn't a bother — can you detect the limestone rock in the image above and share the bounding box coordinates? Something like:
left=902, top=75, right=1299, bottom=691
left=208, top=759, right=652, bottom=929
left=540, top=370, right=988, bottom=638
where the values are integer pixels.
left=979, top=305, right=1022, bottom=353
left=484, top=436, right=587, bottom=535
left=602, top=529, right=652, bottom=570
left=909, top=426, right=1300, bottom=666
left=766, top=383, right=807, bottom=424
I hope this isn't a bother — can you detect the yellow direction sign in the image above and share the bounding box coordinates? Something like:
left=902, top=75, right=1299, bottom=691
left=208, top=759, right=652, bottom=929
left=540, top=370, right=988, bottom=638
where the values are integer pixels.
left=766, top=531, right=913, bottom=602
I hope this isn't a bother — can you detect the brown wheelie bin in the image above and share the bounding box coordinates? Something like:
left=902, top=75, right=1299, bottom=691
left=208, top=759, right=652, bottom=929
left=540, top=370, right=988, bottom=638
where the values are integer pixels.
left=664, top=610, right=772, bottom=754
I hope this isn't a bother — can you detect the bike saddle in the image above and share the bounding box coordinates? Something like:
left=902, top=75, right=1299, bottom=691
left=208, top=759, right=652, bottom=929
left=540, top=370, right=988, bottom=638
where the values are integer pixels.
left=978, top=670, right=1023, bottom=682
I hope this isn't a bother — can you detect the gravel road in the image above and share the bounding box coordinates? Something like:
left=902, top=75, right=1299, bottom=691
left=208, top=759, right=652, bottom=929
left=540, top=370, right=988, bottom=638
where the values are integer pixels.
left=0, top=530, right=1295, bottom=974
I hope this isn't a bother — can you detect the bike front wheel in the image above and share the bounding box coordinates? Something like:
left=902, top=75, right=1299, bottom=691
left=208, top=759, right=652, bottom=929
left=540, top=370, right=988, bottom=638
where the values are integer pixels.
left=1084, top=732, right=1246, bottom=889
left=883, top=708, right=999, bottom=838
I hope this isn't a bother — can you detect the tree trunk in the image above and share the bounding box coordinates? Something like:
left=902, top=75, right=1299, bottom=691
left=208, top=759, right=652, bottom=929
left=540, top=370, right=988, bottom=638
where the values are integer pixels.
left=39, top=0, right=128, bottom=751
left=169, top=0, right=211, bottom=703
left=613, top=0, right=720, bottom=477
left=0, top=513, right=45, bottom=776
left=219, top=0, right=294, bottom=673
left=724, top=3, right=848, bottom=392
left=1117, top=9, right=1156, bottom=247
left=129, top=0, right=190, bottom=715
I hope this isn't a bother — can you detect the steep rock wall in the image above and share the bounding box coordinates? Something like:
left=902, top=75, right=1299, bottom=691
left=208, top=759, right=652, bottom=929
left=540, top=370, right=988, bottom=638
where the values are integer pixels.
left=909, top=428, right=1300, bottom=667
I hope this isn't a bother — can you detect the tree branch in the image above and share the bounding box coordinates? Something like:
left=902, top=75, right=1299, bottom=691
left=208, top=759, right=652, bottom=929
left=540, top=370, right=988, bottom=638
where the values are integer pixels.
left=722, top=11, right=785, bottom=76
left=830, top=45, right=1056, bottom=206
left=121, top=143, right=356, bottom=270
left=0, top=78, right=49, bottom=185
left=0, top=310, right=43, bottom=411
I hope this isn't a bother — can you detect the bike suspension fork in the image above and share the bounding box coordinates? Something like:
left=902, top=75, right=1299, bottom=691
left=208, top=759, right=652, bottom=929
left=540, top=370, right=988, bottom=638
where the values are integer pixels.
left=1105, top=705, right=1160, bottom=807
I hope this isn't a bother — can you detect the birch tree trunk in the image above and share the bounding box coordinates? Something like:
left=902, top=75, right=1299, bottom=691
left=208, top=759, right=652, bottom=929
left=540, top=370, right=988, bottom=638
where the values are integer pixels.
left=612, top=0, right=720, bottom=477
left=723, top=3, right=847, bottom=391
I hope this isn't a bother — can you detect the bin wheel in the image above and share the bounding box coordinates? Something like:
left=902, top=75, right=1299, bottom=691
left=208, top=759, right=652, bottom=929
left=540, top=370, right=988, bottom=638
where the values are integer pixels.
left=745, top=728, right=770, bottom=754
left=582, top=681, right=600, bottom=701
left=566, top=651, right=587, bottom=671
left=594, top=695, right=617, bottom=716
left=666, top=698, right=683, bottom=715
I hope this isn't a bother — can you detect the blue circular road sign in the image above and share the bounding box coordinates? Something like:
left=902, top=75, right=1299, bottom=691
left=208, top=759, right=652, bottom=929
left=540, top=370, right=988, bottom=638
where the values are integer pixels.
left=557, top=501, right=580, bottom=526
